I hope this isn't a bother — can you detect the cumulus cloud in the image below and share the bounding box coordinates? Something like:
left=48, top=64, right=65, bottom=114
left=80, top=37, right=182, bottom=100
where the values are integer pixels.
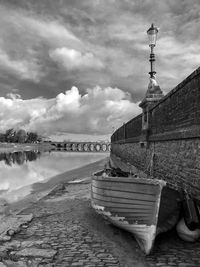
left=49, top=48, right=104, bottom=70
left=6, top=93, right=21, bottom=100
left=0, top=86, right=141, bottom=136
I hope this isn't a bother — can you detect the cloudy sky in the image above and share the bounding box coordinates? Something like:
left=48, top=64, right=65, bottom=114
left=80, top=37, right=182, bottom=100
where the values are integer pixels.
left=0, top=0, right=200, bottom=141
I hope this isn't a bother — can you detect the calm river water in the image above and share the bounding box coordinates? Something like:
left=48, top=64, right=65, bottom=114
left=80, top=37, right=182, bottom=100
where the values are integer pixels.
left=0, top=150, right=108, bottom=202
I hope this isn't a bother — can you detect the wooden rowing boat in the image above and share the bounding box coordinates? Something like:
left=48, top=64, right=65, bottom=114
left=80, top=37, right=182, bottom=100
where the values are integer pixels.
left=91, top=171, right=181, bottom=254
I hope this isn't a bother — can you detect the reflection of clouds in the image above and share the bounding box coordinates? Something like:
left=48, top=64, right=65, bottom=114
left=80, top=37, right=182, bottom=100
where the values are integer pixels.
left=0, top=181, right=9, bottom=191
left=35, top=151, right=107, bottom=174
left=0, top=152, right=107, bottom=202
left=0, top=157, right=56, bottom=193
left=2, top=184, right=32, bottom=203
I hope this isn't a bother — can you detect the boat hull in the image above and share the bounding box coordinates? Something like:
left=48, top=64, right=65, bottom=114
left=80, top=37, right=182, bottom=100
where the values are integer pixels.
left=91, top=172, right=181, bottom=254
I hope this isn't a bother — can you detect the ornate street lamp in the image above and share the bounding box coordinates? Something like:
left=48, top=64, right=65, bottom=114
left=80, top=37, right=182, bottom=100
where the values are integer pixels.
left=144, top=23, right=163, bottom=99
left=147, top=23, right=159, bottom=78
left=139, top=23, right=163, bottom=134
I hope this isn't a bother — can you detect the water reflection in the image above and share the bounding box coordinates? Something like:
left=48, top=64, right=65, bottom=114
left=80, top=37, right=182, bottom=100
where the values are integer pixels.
left=0, top=150, right=107, bottom=203
left=0, top=151, right=41, bottom=166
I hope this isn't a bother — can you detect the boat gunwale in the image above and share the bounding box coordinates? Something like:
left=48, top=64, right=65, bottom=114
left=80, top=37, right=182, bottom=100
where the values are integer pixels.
left=92, top=172, right=166, bottom=187
left=109, top=154, right=185, bottom=193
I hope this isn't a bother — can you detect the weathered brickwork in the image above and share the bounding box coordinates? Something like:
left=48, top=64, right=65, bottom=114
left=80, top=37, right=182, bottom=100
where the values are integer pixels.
left=112, top=114, right=142, bottom=142
left=149, top=70, right=200, bottom=135
left=112, top=138, right=200, bottom=198
left=125, top=114, right=142, bottom=140
left=111, top=67, right=200, bottom=197
left=111, top=143, right=150, bottom=173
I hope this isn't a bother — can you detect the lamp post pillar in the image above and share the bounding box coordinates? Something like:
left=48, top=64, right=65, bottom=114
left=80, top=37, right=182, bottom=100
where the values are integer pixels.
left=139, top=23, right=164, bottom=144
left=149, top=45, right=156, bottom=78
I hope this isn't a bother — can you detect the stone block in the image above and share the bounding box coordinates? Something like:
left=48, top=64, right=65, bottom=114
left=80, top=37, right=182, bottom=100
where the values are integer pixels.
left=15, top=248, right=57, bottom=258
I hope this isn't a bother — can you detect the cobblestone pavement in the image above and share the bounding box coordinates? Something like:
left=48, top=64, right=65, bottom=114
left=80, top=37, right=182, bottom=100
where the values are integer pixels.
left=146, top=230, right=200, bottom=267
left=0, top=182, right=200, bottom=266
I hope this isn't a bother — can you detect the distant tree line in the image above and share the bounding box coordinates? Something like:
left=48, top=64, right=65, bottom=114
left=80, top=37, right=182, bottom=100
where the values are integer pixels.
left=0, top=128, right=42, bottom=143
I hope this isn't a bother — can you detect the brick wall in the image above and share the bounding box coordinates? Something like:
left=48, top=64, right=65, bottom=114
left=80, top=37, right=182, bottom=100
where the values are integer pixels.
left=149, top=67, right=200, bottom=136
left=111, top=67, right=200, bottom=198
left=111, top=114, right=142, bottom=143
left=112, top=139, right=200, bottom=198
left=125, top=114, right=142, bottom=141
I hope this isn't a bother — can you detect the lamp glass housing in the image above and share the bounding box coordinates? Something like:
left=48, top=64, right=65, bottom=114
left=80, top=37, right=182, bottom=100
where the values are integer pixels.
left=147, top=24, right=158, bottom=47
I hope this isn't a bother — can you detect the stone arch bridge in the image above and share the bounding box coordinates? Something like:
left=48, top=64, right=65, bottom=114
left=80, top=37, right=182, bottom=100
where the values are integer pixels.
left=51, top=142, right=111, bottom=152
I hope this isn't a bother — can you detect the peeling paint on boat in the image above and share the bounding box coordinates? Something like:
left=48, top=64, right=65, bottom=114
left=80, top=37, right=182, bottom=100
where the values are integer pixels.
left=91, top=202, right=157, bottom=254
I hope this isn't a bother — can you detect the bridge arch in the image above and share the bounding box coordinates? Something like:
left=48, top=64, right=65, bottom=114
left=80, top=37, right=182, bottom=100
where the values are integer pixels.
left=71, top=143, right=77, bottom=151
left=89, top=143, right=94, bottom=152
left=95, top=144, right=101, bottom=152
left=77, top=143, right=82, bottom=151
left=102, top=144, right=107, bottom=152
left=83, top=143, right=88, bottom=152
left=66, top=143, right=71, bottom=151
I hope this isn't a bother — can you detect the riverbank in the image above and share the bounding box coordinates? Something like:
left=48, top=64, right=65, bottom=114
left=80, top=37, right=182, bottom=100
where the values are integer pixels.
left=9, top=158, right=108, bottom=215
left=1, top=159, right=200, bottom=266
left=0, top=158, right=147, bottom=267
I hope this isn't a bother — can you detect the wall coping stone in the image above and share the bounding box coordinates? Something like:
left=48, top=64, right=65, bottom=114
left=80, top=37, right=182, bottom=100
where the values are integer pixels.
left=112, top=125, right=200, bottom=143
left=112, top=136, right=140, bottom=144
left=149, top=125, right=200, bottom=141
left=125, top=113, right=142, bottom=125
